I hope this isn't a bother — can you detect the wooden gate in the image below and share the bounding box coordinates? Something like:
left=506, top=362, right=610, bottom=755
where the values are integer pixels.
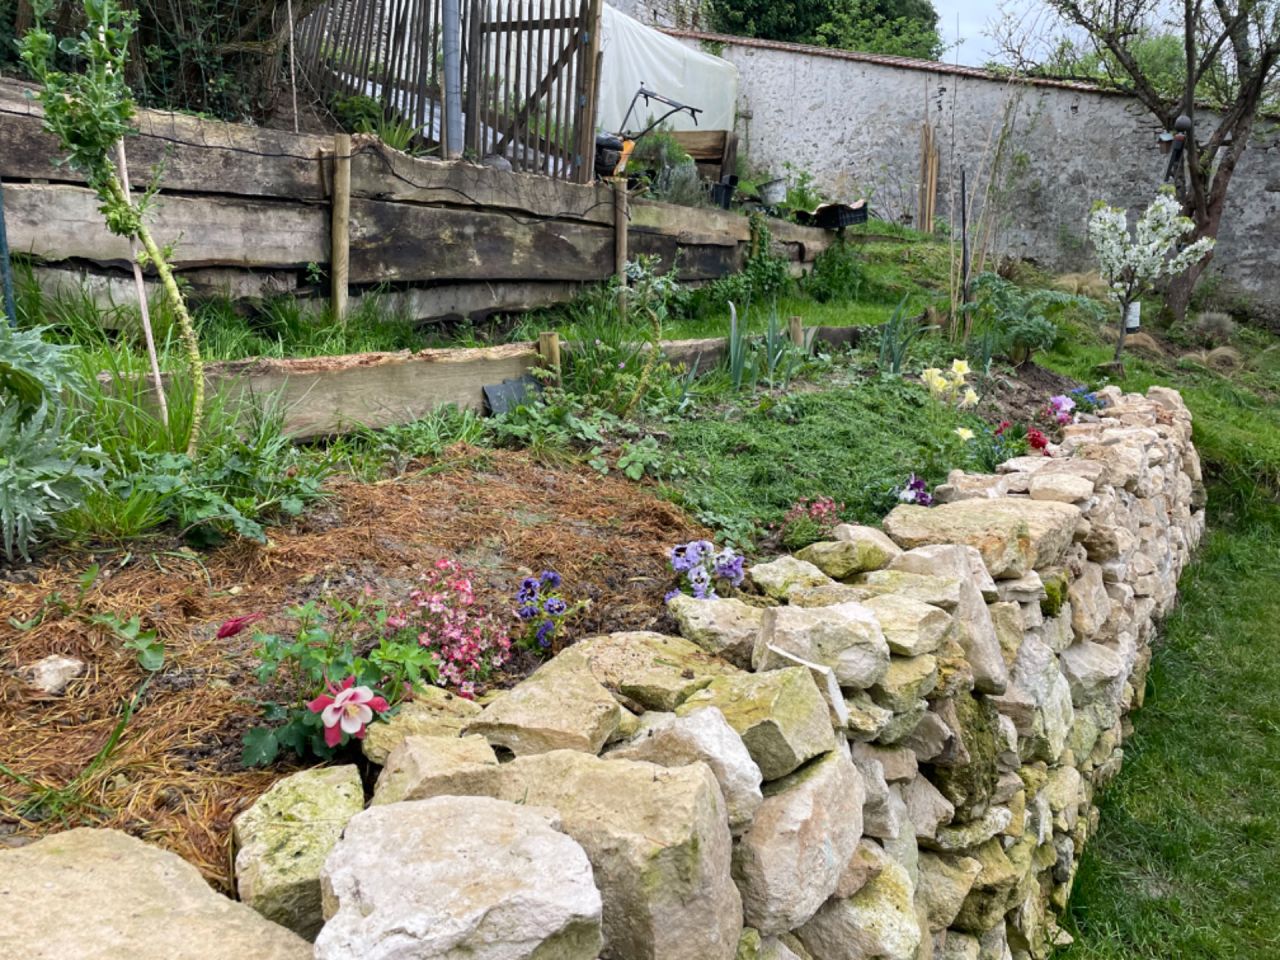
left=296, top=0, right=603, bottom=183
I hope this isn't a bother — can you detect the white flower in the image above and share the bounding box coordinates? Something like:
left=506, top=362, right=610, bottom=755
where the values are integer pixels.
left=1088, top=191, right=1215, bottom=307
left=954, top=427, right=975, bottom=441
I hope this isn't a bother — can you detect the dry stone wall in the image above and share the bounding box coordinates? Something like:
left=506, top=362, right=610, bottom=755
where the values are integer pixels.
left=0, top=386, right=1204, bottom=960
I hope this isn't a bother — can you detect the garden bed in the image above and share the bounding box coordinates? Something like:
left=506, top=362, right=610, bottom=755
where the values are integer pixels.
left=0, top=449, right=706, bottom=891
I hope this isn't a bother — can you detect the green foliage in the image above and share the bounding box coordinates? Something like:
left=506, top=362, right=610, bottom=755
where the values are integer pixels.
left=19, top=0, right=138, bottom=201
left=812, top=0, right=944, bottom=60
left=330, top=93, right=385, bottom=133
left=803, top=240, right=865, bottom=304
left=628, top=130, right=704, bottom=207
left=783, top=163, right=824, bottom=214
left=708, top=0, right=942, bottom=59
left=877, top=295, right=932, bottom=374
left=962, top=272, right=1101, bottom=367
left=663, top=377, right=963, bottom=545
left=0, top=323, right=104, bottom=561
left=91, top=611, right=165, bottom=670
left=0, top=400, right=105, bottom=560
left=617, top=436, right=664, bottom=480
left=692, top=214, right=792, bottom=315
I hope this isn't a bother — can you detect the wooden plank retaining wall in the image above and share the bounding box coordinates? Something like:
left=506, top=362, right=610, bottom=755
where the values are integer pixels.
left=0, top=79, right=833, bottom=322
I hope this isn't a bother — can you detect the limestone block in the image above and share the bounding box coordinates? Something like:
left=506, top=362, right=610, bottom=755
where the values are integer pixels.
left=1058, top=641, right=1125, bottom=708
left=421, top=750, right=743, bottom=960
left=371, top=734, right=499, bottom=806
left=850, top=569, right=963, bottom=610
left=836, top=838, right=890, bottom=898
left=899, top=776, right=955, bottom=842
left=733, top=749, right=865, bottom=934
left=888, top=546, right=1007, bottom=695
left=1067, top=563, right=1112, bottom=638
left=361, top=686, right=481, bottom=764
left=927, top=807, right=1012, bottom=853
left=761, top=645, right=852, bottom=728
left=755, top=602, right=890, bottom=689
left=862, top=594, right=952, bottom=656
left=833, top=523, right=903, bottom=562
left=916, top=851, right=983, bottom=931
left=796, top=859, right=922, bottom=960
left=572, top=631, right=740, bottom=711
left=845, top=689, right=895, bottom=742
left=882, top=499, right=1081, bottom=580
left=749, top=556, right=834, bottom=600
left=316, top=797, right=603, bottom=960
left=668, top=595, right=765, bottom=669
left=0, top=829, right=311, bottom=959
left=607, top=707, right=763, bottom=834
left=797, top=537, right=894, bottom=579
left=950, top=838, right=1020, bottom=934
left=465, top=650, right=622, bottom=755
left=233, top=766, right=365, bottom=940
left=678, top=668, right=835, bottom=780
left=871, top=655, right=939, bottom=713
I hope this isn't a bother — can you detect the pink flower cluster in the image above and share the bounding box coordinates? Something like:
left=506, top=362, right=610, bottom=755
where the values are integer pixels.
left=1047, top=394, right=1077, bottom=426
left=782, top=496, right=845, bottom=532
left=388, top=558, right=511, bottom=695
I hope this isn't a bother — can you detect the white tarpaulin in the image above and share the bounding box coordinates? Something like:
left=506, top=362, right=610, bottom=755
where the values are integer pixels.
left=597, top=7, right=738, bottom=135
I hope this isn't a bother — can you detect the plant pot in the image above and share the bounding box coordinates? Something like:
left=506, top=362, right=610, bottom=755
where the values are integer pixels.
left=758, top=178, right=786, bottom=206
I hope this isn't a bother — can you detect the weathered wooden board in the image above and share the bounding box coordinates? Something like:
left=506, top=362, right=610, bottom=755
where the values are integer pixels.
left=348, top=199, right=614, bottom=284
left=669, top=130, right=730, bottom=161
left=351, top=144, right=616, bottom=225
left=629, top=230, right=744, bottom=280
left=352, top=281, right=586, bottom=322
left=0, top=80, right=331, bottom=200
left=5, top=183, right=327, bottom=270
left=31, top=265, right=297, bottom=313
left=204, top=345, right=540, bottom=439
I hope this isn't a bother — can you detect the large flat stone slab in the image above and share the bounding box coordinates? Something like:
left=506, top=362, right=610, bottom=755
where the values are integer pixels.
left=883, top=500, right=1081, bottom=579
left=0, top=828, right=310, bottom=960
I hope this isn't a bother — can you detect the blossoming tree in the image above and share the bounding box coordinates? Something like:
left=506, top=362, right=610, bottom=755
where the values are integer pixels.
left=1087, top=191, right=1216, bottom=362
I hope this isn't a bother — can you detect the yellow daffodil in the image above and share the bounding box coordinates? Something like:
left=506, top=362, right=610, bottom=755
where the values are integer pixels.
left=954, top=427, right=975, bottom=442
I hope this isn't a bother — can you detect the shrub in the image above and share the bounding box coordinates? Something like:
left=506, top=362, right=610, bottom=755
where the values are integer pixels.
left=804, top=240, right=864, bottom=304
left=0, top=324, right=104, bottom=561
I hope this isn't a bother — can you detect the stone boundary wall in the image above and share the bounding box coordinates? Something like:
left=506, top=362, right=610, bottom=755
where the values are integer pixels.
left=609, top=4, right=1280, bottom=318
left=1, top=385, right=1204, bottom=960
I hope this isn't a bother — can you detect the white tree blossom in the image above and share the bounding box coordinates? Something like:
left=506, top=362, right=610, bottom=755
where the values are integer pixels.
left=1088, top=190, right=1216, bottom=361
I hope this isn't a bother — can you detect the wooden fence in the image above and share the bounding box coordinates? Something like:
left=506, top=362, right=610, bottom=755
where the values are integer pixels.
left=295, top=0, right=603, bottom=182
left=0, top=78, right=832, bottom=324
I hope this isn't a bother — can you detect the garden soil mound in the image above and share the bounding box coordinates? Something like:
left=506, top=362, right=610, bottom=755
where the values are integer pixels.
left=0, top=448, right=705, bottom=892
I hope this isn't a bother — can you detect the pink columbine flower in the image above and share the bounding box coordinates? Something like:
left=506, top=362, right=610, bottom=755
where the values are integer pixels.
left=216, top=612, right=265, bottom=639
left=307, top=676, right=389, bottom=747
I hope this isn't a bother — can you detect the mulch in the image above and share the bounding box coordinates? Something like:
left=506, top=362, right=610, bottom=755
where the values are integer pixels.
left=0, top=447, right=706, bottom=892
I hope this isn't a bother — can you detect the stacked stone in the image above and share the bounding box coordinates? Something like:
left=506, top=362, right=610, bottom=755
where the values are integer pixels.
left=2, top=387, right=1201, bottom=960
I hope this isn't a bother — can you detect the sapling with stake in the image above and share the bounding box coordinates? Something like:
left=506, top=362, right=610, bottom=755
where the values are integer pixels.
left=20, top=0, right=205, bottom=456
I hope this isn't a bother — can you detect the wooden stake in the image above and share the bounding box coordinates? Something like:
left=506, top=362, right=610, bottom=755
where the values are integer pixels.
left=331, top=133, right=352, bottom=323
left=788, top=315, right=804, bottom=349
left=115, top=140, right=169, bottom=427
left=538, top=330, right=562, bottom=385
left=613, top=175, right=628, bottom=319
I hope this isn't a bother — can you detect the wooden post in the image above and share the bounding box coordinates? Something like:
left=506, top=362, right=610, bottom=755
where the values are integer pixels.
left=788, top=315, right=804, bottom=349
left=331, top=133, right=352, bottom=323
left=538, top=330, right=562, bottom=385
left=573, top=0, right=605, bottom=183
left=613, top=176, right=628, bottom=319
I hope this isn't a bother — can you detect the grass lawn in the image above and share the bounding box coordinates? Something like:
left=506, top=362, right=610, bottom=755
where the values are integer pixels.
left=1036, top=316, right=1280, bottom=958
left=1056, top=488, right=1280, bottom=959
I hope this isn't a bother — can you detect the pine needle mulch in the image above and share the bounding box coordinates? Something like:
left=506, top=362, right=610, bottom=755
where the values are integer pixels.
left=0, top=448, right=706, bottom=893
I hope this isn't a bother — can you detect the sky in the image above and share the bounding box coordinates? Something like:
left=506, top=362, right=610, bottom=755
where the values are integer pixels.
left=933, top=0, right=1004, bottom=66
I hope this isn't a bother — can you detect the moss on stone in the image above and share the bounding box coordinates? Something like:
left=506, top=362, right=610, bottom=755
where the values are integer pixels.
left=1040, top=570, right=1070, bottom=618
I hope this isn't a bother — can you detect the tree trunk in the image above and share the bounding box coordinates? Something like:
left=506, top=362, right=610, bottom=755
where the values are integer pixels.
left=1114, top=299, right=1129, bottom=362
